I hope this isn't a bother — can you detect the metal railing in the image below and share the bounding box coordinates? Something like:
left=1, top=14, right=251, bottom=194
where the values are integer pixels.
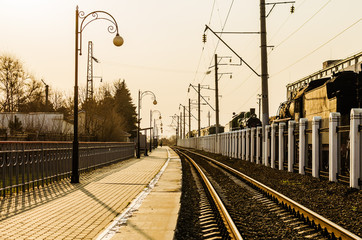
left=0, top=141, right=135, bottom=197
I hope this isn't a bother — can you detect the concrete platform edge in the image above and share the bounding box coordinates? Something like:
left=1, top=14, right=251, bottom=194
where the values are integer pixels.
left=96, top=148, right=173, bottom=240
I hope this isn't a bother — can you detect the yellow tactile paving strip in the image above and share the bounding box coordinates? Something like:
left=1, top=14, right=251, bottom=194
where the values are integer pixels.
left=0, top=148, right=168, bottom=240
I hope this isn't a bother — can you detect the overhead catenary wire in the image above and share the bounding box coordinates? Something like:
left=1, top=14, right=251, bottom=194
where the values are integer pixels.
left=220, top=0, right=331, bottom=121
left=190, top=0, right=219, bottom=86
left=208, top=0, right=217, bottom=25
left=205, top=0, right=235, bottom=78
left=269, top=0, right=307, bottom=43
left=235, top=87, right=261, bottom=113
left=187, top=0, right=236, bottom=127
left=273, top=0, right=332, bottom=50
left=272, top=18, right=362, bottom=78
left=213, top=0, right=327, bottom=123
left=194, top=0, right=237, bottom=88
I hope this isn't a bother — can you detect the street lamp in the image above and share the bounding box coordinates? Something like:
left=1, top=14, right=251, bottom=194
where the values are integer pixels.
left=72, top=6, right=123, bottom=183
left=150, top=110, right=162, bottom=152
left=137, top=90, right=157, bottom=158
left=170, top=114, right=179, bottom=145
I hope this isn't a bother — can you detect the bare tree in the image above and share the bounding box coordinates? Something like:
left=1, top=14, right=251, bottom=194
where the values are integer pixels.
left=0, top=55, right=25, bottom=112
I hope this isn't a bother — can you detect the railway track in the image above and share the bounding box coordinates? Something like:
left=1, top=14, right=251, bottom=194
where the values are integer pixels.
left=174, top=147, right=243, bottom=240
left=173, top=147, right=361, bottom=240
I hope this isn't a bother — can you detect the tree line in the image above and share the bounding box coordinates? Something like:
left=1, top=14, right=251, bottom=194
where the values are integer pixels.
left=0, top=54, right=137, bottom=141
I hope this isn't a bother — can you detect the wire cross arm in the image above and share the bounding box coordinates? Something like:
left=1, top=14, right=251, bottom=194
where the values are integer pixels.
left=188, top=84, right=215, bottom=111
left=265, top=1, right=295, bottom=17
left=204, top=25, right=261, bottom=77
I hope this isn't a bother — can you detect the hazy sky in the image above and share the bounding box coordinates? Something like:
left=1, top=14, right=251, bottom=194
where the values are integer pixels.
left=1, top=0, right=361, bottom=137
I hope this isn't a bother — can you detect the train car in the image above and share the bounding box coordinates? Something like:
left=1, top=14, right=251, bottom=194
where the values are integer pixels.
left=226, top=108, right=262, bottom=132
left=200, top=125, right=225, bottom=136
left=275, top=70, right=362, bottom=126
left=274, top=70, right=362, bottom=174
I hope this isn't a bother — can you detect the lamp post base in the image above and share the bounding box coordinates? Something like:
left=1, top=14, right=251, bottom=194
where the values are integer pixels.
left=71, top=174, right=79, bottom=183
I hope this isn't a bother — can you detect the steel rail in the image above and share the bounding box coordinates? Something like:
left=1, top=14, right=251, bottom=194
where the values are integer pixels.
left=175, top=149, right=243, bottom=240
left=179, top=147, right=361, bottom=240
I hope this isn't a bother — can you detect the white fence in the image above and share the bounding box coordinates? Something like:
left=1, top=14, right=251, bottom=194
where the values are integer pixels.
left=178, top=110, right=362, bottom=189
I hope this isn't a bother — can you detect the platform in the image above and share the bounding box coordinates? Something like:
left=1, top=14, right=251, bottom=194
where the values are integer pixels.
left=0, top=147, right=181, bottom=240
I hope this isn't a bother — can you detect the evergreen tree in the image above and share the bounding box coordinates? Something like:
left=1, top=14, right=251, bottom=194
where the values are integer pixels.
left=113, top=80, right=137, bottom=137
left=8, top=116, right=23, bottom=134
left=97, top=90, right=125, bottom=141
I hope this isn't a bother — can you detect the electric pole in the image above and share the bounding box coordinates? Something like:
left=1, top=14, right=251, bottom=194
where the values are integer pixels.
left=257, top=94, right=262, bottom=119
left=137, top=90, right=140, bottom=158
left=41, top=79, right=49, bottom=110
left=214, top=54, right=220, bottom=136
left=198, top=84, right=201, bottom=137
left=183, top=105, right=186, bottom=138
left=208, top=111, right=211, bottom=127
left=180, top=111, right=183, bottom=139
left=260, top=0, right=269, bottom=127
left=149, top=110, right=152, bottom=153
left=188, top=98, right=191, bottom=138
left=86, top=41, right=94, bottom=101
left=176, top=115, right=179, bottom=145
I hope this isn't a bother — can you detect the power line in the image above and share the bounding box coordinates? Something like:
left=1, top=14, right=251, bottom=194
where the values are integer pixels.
left=274, top=0, right=332, bottom=50
left=206, top=0, right=235, bottom=70
left=190, top=0, right=218, bottom=86
left=191, top=47, right=206, bottom=85
left=202, top=0, right=236, bottom=83
left=272, top=18, right=362, bottom=77
left=215, top=0, right=224, bottom=28
left=208, top=0, right=217, bottom=25
left=269, top=0, right=307, bottom=43
left=236, top=87, right=260, bottom=113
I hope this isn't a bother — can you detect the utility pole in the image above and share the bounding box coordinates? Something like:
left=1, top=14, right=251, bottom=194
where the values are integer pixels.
left=257, top=94, right=262, bottom=119
left=260, top=0, right=269, bottom=127
left=176, top=115, right=179, bottom=145
left=149, top=110, right=152, bottom=153
left=214, top=54, right=220, bottom=135
left=208, top=111, right=211, bottom=127
left=189, top=83, right=214, bottom=137
left=86, top=41, right=94, bottom=101
left=86, top=41, right=101, bottom=101
left=137, top=90, right=141, bottom=158
left=198, top=84, right=201, bottom=137
left=183, top=105, right=186, bottom=138
left=41, top=79, right=49, bottom=109
left=180, top=111, right=183, bottom=139
left=188, top=98, right=191, bottom=138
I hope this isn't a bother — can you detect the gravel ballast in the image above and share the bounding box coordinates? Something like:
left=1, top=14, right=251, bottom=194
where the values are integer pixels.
left=192, top=149, right=361, bottom=237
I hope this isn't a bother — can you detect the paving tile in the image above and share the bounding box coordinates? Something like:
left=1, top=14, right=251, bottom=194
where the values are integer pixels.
left=0, top=148, right=173, bottom=240
left=108, top=153, right=181, bottom=240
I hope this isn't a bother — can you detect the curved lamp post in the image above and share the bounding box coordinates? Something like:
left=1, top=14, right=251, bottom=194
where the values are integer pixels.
left=137, top=90, right=157, bottom=158
left=150, top=110, right=162, bottom=152
left=72, top=6, right=123, bottom=183
left=155, top=119, right=163, bottom=137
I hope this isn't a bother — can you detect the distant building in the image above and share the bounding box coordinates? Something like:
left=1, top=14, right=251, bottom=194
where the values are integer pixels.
left=0, top=112, right=73, bottom=139
left=0, top=112, right=132, bottom=142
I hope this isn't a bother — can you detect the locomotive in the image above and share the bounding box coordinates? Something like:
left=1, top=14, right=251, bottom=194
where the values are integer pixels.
left=225, top=108, right=262, bottom=132
left=273, top=68, right=362, bottom=175
left=274, top=70, right=362, bottom=126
